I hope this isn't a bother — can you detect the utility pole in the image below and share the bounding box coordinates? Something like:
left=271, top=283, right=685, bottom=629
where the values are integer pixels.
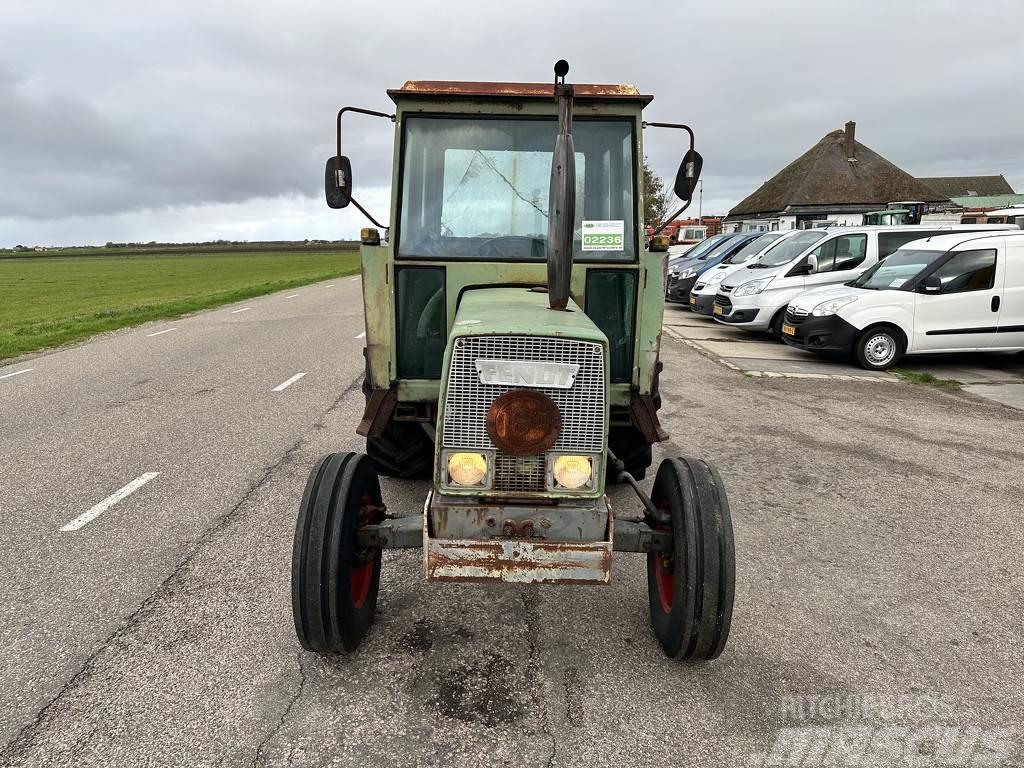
left=698, top=179, right=703, bottom=219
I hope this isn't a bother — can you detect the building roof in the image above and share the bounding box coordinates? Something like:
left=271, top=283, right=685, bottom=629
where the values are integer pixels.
left=727, top=125, right=948, bottom=220
left=950, top=193, right=1024, bottom=210
left=918, top=175, right=1015, bottom=198
left=387, top=81, right=653, bottom=105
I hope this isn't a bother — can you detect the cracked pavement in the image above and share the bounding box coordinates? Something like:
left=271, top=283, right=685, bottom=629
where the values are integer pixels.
left=2, top=282, right=1023, bottom=766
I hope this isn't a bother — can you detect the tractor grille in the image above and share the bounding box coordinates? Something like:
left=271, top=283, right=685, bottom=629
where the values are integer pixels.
left=441, top=335, right=606, bottom=493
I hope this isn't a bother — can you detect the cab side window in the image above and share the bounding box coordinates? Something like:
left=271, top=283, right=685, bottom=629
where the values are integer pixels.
left=930, top=249, right=997, bottom=294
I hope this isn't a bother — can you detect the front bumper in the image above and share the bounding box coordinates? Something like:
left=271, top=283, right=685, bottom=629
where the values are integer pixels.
left=666, top=275, right=698, bottom=304
left=779, top=312, right=859, bottom=355
left=424, top=491, right=613, bottom=584
left=711, top=295, right=767, bottom=327
left=690, top=292, right=717, bottom=315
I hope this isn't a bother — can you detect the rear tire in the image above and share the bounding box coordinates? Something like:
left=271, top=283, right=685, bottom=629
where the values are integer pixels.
left=608, top=426, right=653, bottom=482
left=854, top=325, right=904, bottom=370
left=366, top=421, right=433, bottom=480
left=292, top=452, right=384, bottom=654
left=647, top=457, right=735, bottom=661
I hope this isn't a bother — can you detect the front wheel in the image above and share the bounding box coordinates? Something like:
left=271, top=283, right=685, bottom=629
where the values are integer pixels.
left=854, top=325, right=904, bottom=370
left=292, top=452, right=384, bottom=654
left=647, top=457, right=735, bottom=661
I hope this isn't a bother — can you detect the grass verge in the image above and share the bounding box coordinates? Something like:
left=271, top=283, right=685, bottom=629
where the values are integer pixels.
left=891, top=369, right=961, bottom=391
left=0, top=248, right=360, bottom=362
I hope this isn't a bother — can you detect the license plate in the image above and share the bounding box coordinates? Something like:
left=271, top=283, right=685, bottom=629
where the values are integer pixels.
left=782, top=323, right=797, bottom=336
left=689, top=296, right=697, bottom=306
left=713, top=305, right=723, bottom=316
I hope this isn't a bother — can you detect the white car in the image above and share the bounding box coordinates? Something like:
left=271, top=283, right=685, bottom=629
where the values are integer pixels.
left=712, top=225, right=1016, bottom=339
left=780, top=231, right=1024, bottom=370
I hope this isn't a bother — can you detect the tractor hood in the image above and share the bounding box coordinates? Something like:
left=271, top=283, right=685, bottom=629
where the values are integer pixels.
left=449, top=288, right=608, bottom=345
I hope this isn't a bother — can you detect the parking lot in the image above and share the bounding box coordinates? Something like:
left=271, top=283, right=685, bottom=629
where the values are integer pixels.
left=665, top=303, right=1024, bottom=410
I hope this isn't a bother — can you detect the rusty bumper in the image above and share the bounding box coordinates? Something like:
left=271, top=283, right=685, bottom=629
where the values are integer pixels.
left=423, top=491, right=613, bottom=585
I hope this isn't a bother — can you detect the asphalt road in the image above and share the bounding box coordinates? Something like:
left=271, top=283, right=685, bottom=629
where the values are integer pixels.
left=1, top=280, right=1023, bottom=767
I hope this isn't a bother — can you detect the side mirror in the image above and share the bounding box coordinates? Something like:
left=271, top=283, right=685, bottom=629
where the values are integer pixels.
left=673, top=149, right=704, bottom=202
left=918, top=274, right=942, bottom=294
left=325, top=155, right=352, bottom=209
left=806, top=254, right=818, bottom=275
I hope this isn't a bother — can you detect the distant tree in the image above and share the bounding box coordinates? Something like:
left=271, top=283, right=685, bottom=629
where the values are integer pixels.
left=641, top=155, right=670, bottom=227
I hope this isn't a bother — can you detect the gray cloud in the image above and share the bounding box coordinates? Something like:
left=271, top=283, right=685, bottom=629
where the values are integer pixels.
left=1, top=0, right=1022, bottom=246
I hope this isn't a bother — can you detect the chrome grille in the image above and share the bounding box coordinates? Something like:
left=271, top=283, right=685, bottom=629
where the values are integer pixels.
left=787, top=305, right=809, bottom=320
left=441, top=335, right=606, bottom=493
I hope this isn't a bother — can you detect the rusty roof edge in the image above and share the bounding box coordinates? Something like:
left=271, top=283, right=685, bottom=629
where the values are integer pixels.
left=387, top=80, right=653, bottom=105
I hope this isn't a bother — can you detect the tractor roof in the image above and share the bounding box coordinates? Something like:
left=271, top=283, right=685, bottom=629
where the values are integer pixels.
left=387, top=80, right=653, bottom=105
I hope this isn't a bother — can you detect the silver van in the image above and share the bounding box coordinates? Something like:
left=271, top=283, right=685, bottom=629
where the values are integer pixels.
left=711, top=225, right=1017, bottom=338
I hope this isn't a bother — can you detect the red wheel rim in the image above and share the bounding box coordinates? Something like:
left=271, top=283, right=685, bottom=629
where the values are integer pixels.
left=654, top=500, right=673, bottom=614
left=350, top=491, right=379, bottom=609
left=350, top=559, right=374, bottom=608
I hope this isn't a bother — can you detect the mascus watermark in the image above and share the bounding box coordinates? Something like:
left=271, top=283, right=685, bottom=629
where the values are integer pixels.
left=753, top=694, right=1015, bottom=767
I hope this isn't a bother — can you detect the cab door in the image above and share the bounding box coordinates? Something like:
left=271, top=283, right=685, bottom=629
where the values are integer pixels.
left=994, top=240, right=1024, bottom=349
left=912, top=245, right=1003, bottom=352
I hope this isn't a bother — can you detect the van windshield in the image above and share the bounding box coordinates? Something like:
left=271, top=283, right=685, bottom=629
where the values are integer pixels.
left=748, top=230, right=827, bottom=268
left=724, top=233, right=782, bottom=265
left=670, top=234, right=729, bottom=263
left=851, top=248, right=944, bottom=290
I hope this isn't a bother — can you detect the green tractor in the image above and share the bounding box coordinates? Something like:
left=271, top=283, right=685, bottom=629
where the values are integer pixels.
left=291, top=61, right=735, bottom=661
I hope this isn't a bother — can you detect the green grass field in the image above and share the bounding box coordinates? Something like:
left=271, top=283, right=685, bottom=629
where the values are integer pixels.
left=0, top=247, right=360, bottom=362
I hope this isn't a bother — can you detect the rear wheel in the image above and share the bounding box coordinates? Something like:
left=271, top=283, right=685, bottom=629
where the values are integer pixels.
left=854, top=325, right=904, bottom=370
left=292, top=452, right=384, bottom=654
left=608, top=426, right=653, bottom=482
left=647, top=457, right=735, bottom=661
left=367, top=421, right=433, bottom=480
left=361, top=372, right=433, bottom=479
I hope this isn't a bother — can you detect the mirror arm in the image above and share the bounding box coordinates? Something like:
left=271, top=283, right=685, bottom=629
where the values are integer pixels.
left=642, top=121, right=698, bottom=239
left=333, top=106, right=396, bottom=230
left=349, top=195, right=388, bottom=231
left=650, top=198, right=694, bottom=239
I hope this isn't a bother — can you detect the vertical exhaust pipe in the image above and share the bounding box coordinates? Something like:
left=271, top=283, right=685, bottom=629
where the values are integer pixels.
left=547, top=60, right=575, bottom=311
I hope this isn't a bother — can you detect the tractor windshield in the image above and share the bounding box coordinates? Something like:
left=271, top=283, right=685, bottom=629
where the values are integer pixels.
left=397, top=116, right=636, bottom=262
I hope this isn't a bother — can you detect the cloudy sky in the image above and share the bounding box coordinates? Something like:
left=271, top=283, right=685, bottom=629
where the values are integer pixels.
left=2, top=0, right=1022, bottom=247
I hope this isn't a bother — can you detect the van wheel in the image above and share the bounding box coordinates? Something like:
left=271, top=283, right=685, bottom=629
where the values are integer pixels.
left=854, top=325, right=904, bottom=370
left=769, top=309, right=787, bottom=341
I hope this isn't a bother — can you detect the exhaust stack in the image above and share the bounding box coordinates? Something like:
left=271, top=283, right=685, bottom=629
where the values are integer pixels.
left=547, top=60, right=575, bottom=311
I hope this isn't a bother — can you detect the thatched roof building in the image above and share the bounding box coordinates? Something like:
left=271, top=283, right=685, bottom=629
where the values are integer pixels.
left=726, top=122, right=948, bottom=230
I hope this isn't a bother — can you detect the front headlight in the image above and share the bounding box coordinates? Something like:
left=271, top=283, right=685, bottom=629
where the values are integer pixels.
left=444, top=451, right=492, bottom=489
left=679, top=268, right=696, bottom=280
left=707, top=271, right=727, bottom=286
left=548, top=454, right=596, bottom=492
left=734, top=277, right=773, bottom=297
left=811, top=295, right=858, bottom=316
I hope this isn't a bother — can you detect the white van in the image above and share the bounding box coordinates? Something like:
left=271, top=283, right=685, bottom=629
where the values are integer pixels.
left=781, top=231, right=1024, bottom=370
left=690, top=230, right=803, bottom=316
left=711, top=225, right=1016, bottom=339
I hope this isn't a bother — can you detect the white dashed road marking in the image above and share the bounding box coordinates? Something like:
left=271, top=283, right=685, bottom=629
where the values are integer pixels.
left=0, top=368, right=33, bottom=381
left=326, top=284, right=336, bottom=288
left=272, top=372, right=306, bottom=392
left=349, top=276, right=360, bottom=281
left=61, top=472, right=161, bottom=532
left=355, top=331, right=366, bottom=339
left=147, top=328, right=177, bottom=337
left=285, top=294, right=299, bottom=299
left=231, top=307, right=251, bottom=314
